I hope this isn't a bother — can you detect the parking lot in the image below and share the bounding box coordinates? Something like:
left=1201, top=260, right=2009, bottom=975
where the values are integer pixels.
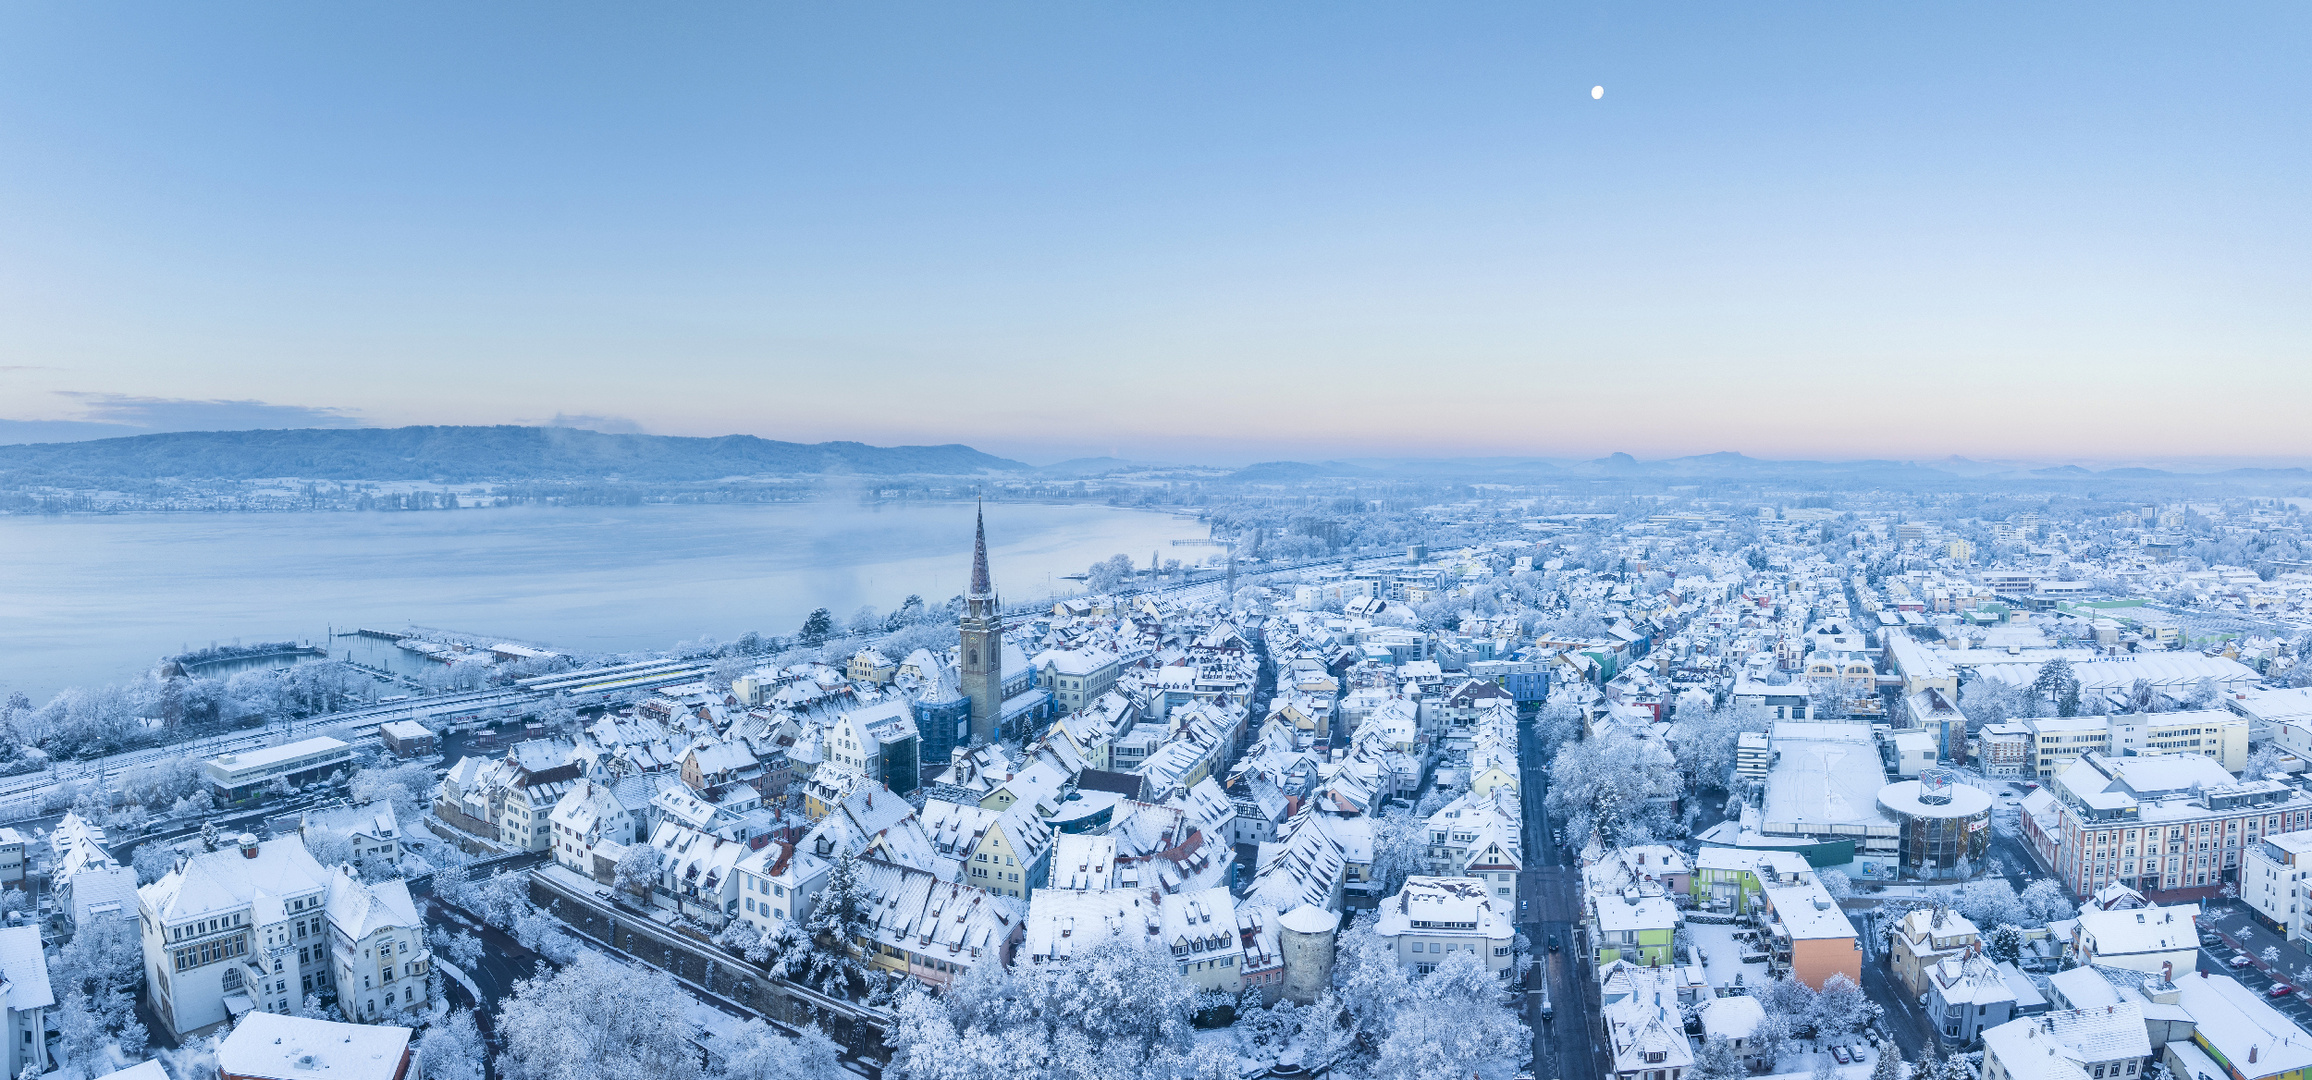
left=2196, top=903, right=2312, bottom=1030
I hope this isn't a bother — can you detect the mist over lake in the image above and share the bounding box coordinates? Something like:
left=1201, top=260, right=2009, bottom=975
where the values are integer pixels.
left=0, top=501, right=1194, bottom=700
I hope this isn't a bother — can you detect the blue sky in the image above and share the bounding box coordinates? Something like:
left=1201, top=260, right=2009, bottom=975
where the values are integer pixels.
left=1, top=2, right=2305, bottom=465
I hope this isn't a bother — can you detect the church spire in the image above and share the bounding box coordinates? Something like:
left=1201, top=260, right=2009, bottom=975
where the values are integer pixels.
left=969, top=497, right=992, bottom=597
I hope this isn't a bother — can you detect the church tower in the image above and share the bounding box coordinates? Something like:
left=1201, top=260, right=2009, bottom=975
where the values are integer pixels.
left=959, top=499, right=1003, bottom=744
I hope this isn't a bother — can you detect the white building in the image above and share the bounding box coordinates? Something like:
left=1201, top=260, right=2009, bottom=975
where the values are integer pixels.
left=205, top=737, right=355, bottom=803
left=2243, top=829, right=2312, bottom=946
left=52, top=813, right=135, bottom=930
left=1890, top=730, right=1940, bottom=778
left=138, top=833, right=434, bottom=1039
left=322, top=866, right=430, bottom=1023
left=547, top=775, right=650, bottom=883
left=0, top=925, right=51, bottom=1079
left=1370, top=876, right=1515, bottom=975
left=1979, top=1003, right=2149, bottom=1080
left=2069, top=904, right=2200, bottom=977
left=1020, top=885, right=1273, bottom=995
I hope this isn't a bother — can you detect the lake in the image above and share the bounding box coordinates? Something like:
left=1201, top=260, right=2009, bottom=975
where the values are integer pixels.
left=0, top=501, right=1197, bottom=701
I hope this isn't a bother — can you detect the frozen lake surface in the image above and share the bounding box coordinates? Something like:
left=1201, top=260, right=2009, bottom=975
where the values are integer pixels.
left=0, top=501, right=1193, bottom=700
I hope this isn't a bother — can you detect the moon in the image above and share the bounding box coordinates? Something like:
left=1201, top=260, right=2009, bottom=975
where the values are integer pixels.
left=1591, top=85, right=1604, bottom=100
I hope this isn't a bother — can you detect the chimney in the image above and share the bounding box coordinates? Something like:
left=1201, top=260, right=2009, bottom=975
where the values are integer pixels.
left=239, top=833, right=260, bottom=859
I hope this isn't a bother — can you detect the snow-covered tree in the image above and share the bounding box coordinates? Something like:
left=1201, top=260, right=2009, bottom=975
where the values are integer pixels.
left=1954, top=880, right=2029, bottom=929
left=888, top=935, right=1198, bottom=1080
left=1872, top=1045, right=1906, bottom=1080
left=1530, top=699, right=1584, bottom=761
left=716, top=1020, right=845, bottom=1080
left=1670, top=703, right=1770, bottom=794
left=413, top=1010, right=485, bottom=1080
left=1331, top=911, right=1416, bottom=1039
left=1810, top=973, right=1875, bottom=1039
left=350, top=760, right=436, bottom=823
left=496, top=953, right=703, bottom=1080
left=1544, top=728, right=1681, bottom=847
left=1750, top=1009, right=1794, bottom=1065
left=1985, top=923, right=2025, bottom=966
left=612, top=844, right=664, bottom=899
left=1692, top=1035, right=1746, bottom=1080
left=1367, top=805, right=1426, bottom=896
left=2034, top=659, right=2082, bottom=717
left=2020, top=879, right=2076, bottom=924
left=1762, top=976, right=1817, bottom=1037
left=793, top=853, right=873, bottom=997
left=49, top=918, right=143, bottom=1008
left=131, top=844, right=177, bottom=885
left=1086, top=555, right=1135, bottom=595
left=1818, top=870, right=1855, bottom=901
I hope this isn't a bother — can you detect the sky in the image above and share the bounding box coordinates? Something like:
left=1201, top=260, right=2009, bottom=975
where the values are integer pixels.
left=1, top=2, right=2306, bottom=466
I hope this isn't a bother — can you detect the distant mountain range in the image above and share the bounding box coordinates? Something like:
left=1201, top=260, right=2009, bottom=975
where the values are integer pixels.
left=1215, top=451, right=2312, bottom=486
left=3, top=426, right=2306, bottom=490
left=0, top=426, right=1028, bottom=484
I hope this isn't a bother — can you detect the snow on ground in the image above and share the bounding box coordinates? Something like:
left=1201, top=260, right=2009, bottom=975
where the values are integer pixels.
left=1760, top=1042, right=1905, bottom=1080
left=1687, top=921, right=1770, bottom=991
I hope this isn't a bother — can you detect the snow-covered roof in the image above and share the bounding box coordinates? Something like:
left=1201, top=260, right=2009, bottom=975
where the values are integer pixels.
left=1760, top=881, right=1854, bottom=941
left=139, top=835, right=332, bottom=927
left=1700, top=994, right=1764, bottom=1041
left=1761, top=722, right=1893, bottom=832
left=217, top=1011, right=412, bottom=1080
left=0, top=925, right=51, bottom=1013
left=2175, top=972, right=2312, bottom=1080
left=2076, top=903, right=2198, bottom=958
left=323, top=868, right=422, bottom=943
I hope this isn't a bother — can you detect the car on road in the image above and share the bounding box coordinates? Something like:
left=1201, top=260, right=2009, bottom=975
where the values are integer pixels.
left=2230, top=954, right=2254, bottom=968
left=2274, top=984, right=2299, bottom=998
left=1549, top=934, right=1560, bottom=952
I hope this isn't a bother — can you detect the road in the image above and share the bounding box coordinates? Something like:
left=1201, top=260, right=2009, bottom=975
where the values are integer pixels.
left=1519, top=709, right=1607, bottom=1080
left=1855, top=907, right=1932, bottom=1058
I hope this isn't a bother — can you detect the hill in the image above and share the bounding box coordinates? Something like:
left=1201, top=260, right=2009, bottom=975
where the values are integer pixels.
left=0, top=426, right=1029, bottom=484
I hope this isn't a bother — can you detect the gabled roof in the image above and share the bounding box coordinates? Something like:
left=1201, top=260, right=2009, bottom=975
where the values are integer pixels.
left=324, top=868, right=422, bottom=942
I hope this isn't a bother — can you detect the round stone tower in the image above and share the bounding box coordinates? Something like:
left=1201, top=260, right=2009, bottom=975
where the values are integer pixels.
left=1278, top=905, right=1339, bottom=1005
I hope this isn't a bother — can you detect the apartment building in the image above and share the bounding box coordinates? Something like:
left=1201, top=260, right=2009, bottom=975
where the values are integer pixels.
left=2028, top=752, right=2312, bottom=901
left=2026, top=718, right=2111, bottom=778
left=1758, top=878, right=1860, bottom=990
left=1372, top=876, right=1516, bottom=975
left=2242, top=829, right=2312, bottom=945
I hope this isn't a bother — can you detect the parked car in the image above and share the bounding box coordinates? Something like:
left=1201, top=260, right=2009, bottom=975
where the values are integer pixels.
left=1831, top=1047, right=1852, bottom=1065
left=2273, top=984, right=2298, bottom=998
left=2202, top=933, right=2223, bottom=947
left=2230, top=954, right=2254, bottom=968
